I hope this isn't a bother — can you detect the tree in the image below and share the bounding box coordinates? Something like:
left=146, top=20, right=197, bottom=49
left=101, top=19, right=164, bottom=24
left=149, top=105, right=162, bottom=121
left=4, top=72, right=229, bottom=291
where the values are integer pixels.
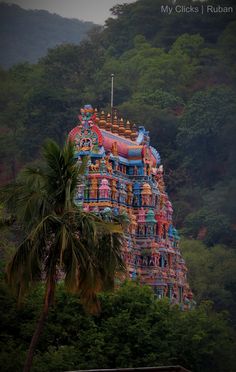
left=218, top=21, right=236, bottom=83
left=177, top=86, right=236, bottom=186
left=1, top=139, right=125, bottom=372
left=1, top=281, right=235, bottom=372
left=180, top=238, right=236, bottom=326
left=0, top=67, right=27, bottom=181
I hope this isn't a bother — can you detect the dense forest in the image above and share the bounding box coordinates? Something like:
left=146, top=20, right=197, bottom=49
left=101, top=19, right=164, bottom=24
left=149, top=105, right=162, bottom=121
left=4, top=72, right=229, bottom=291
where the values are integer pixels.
left=0, top=0, right=236, bottom=371
left=1, top=282, right=235, bottom=372
left=0, top=3, right=96, bottom=68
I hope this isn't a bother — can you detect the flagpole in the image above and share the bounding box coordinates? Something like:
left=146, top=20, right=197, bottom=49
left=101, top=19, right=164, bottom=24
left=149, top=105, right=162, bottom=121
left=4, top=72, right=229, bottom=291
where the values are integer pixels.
left=111, top=73, right=114, bottom=122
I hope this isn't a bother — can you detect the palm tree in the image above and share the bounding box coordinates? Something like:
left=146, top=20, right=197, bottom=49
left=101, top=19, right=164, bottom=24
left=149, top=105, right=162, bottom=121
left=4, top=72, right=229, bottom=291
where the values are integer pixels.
left=2, top=139, right=125, bottom=372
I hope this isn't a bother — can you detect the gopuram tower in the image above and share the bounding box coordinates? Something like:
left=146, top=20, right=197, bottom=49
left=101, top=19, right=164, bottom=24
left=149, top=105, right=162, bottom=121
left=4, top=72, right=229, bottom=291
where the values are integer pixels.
left=68, top=105, right=193, bottom=307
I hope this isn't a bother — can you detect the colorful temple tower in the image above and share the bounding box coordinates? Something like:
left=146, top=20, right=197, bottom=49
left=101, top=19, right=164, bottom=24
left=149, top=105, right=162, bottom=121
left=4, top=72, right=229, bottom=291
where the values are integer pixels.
left=68, top=105, right=193, bottom=306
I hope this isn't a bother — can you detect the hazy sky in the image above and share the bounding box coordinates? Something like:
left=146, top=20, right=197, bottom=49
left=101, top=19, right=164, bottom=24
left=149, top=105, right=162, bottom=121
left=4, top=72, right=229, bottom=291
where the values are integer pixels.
left=3, top=0, right=136, bottom=24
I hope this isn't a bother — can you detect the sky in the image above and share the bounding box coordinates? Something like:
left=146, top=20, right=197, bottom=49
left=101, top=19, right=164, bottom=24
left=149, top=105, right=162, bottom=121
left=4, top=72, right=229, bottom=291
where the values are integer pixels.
left=3, top=0, right=136, bottom=24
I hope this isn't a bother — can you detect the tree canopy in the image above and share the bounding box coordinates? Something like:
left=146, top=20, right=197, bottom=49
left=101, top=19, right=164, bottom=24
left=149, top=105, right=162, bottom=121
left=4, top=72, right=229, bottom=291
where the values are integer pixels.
left=0, top=282, right=235, bottom=372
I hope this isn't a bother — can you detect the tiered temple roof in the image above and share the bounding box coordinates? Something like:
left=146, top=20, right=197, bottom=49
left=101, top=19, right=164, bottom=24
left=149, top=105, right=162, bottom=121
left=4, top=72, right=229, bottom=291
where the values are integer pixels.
left=68, top=104, right=193, bottom=307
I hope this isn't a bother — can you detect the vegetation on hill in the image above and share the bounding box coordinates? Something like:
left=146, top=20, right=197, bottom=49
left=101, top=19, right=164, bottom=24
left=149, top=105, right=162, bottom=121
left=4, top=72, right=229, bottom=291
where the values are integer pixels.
left=1, top=0, right=235, bottom=246
left=103, top=0, right=235, bottom=54
left=0, top=3, right=96, bottom=68
left=0, top=0, right=236, bottom=370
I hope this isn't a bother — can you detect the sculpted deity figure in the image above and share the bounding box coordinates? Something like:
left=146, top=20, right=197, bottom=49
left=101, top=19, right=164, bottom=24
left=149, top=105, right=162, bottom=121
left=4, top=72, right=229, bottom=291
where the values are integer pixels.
left=111, top=141, right=118, bottom=156
left=143, top=256, right=148, bottom=266
left=89, top=159, right=100, bottom=172
left=105, top=153, right=113, bottom=174
left=127, top=184, right=133, bottom=204
left=111, top=180, right=118, bottom=200
left=90, top=178, right=98, bottom=199
left=80, top=138, right=92, bottom=151
left=139, top=224, right=145, bottom=236
left=79, top=104, right=96, bottom=128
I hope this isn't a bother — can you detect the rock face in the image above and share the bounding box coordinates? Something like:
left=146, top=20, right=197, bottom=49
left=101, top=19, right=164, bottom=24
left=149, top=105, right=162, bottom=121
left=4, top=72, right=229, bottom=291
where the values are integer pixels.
left=69, top=105, right=193, bottom=307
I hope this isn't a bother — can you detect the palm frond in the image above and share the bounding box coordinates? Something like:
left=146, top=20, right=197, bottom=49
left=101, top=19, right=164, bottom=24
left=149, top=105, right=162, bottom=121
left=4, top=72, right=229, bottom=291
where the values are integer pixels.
left=95, top=231, right=126, bottom=290
left=30, top=214, right=62, bottom=241
left=42, top=140, right=80, bottom=210
left=4, top=137, right=127, bottom=316
left=77, top=155, right=88, bottom=176
left=7, top=238, right=43, bottom=303
left=0, top=166, right=50, bottom=231
left=63, top=241, right=79, bottom=292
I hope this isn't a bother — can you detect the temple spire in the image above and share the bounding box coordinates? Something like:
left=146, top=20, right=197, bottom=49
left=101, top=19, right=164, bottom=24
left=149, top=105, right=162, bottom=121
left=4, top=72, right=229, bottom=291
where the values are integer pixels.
left=99, top=111, right=106, bottom=129
left=106, top=113, right=112, bottom=131
left=111, top=73, right=114, bottom=122
left=125, top=120, right=132, bottom=139
left=68, top=103, right=193, bottom=307
left=119, top=118, right=125, bottom=136
left=112, top=114, right=119, bottom=133
left=94, top=108, right=99, bottom=126
left=131, top=123, right=137, bottom=141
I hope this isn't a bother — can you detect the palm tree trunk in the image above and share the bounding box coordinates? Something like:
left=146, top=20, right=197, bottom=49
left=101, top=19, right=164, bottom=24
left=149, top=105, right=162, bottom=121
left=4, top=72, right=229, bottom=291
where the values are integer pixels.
left=23, top=279, right=55, bottom=372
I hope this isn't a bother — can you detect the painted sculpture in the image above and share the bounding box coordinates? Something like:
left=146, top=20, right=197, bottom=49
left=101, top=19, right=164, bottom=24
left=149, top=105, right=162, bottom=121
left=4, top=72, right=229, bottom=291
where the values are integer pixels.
left=68, top=104, right=193, bottom=307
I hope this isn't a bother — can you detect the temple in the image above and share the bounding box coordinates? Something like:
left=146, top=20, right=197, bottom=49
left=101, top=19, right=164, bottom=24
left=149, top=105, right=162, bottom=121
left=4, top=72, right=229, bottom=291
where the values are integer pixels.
left=68, top=105, right=193, bottom=307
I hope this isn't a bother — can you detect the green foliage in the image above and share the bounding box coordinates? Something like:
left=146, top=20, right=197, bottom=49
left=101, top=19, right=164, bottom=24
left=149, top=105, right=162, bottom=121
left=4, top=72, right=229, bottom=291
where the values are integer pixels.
left=0, top=281, right=235, bottom=372
left=1, top=139, right=124, bottom=309
left=180, top=239, right=236, bottom=326
left=217, top=21, right=236, bottom=82
left=177, top=86, right=236, bottom=185
left=104, top=0, right=235, bottom=54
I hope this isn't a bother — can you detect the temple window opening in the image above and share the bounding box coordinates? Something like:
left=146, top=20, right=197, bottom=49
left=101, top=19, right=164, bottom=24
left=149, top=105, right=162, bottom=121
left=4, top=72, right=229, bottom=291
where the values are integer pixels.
left=156, top=288, right=164, bottom=299
left=167, top=284, right=173, bottom=299
left=159, top=254, right=166, bottom=268
left=178, top=286, right=183, bottom=303
left=163, top=225, right=167, bottom=239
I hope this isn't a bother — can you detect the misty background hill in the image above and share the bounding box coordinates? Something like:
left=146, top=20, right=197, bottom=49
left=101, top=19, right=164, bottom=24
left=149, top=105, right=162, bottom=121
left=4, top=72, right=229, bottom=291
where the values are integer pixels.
left=0, top=3, right=97, bottom=69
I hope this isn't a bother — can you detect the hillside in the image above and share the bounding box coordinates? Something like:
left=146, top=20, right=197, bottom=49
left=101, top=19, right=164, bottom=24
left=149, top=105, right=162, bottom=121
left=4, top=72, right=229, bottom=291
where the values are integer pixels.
left=0, top=3, right=97, bottom=68
left=1, top=0, right=236, bottom=247
left=0, top=1, right=236, bottom=369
